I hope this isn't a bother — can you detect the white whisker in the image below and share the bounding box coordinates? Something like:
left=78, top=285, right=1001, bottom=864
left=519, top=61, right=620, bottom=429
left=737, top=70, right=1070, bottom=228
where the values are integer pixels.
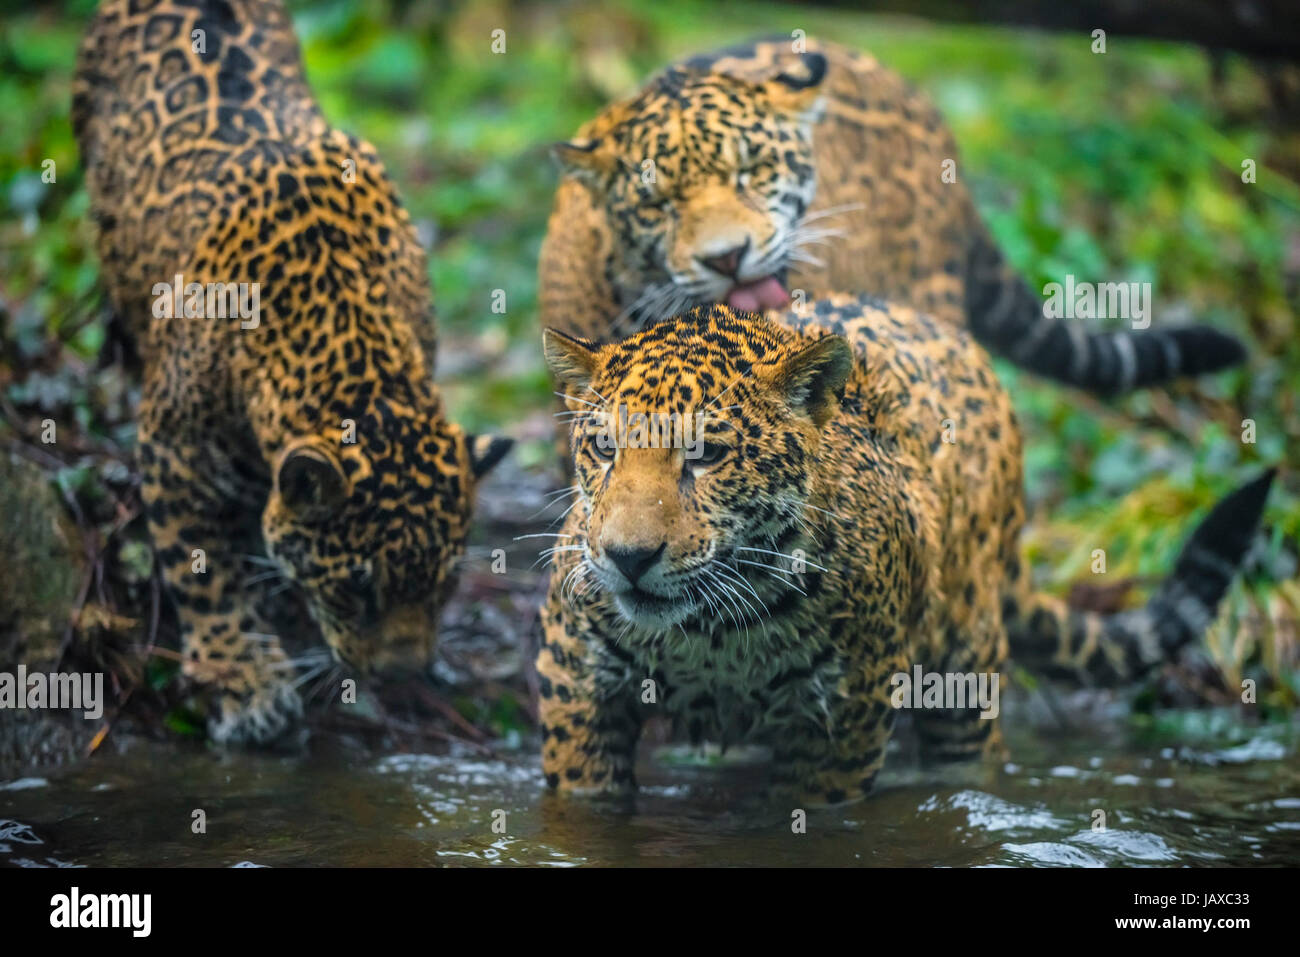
left=735, top=545, right=828, bottom=572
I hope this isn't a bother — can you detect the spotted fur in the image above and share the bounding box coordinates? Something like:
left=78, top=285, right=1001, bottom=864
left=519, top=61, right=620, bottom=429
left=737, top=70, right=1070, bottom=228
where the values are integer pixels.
left=541, top=37, right=1245, bottom=395
left=538, top=297, right=1271, bottom=801
left=72, top=0, right=509, bottom=745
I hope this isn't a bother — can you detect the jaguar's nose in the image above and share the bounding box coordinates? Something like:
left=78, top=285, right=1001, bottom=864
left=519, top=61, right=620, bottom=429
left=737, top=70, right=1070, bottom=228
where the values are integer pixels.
left=697, top=240, right=750, bottom=279
left=605, top=542, right=667, bottom=587
left=367, top=604, right=436, bottom=678
left=370, top=639, right=432, bottom=680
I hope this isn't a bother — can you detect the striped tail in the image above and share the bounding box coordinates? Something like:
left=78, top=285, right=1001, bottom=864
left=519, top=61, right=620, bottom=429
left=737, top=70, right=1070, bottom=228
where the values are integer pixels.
left=1005, top=469, right=1275, bottom=686
left=966, top=223, right=1246, bottom=395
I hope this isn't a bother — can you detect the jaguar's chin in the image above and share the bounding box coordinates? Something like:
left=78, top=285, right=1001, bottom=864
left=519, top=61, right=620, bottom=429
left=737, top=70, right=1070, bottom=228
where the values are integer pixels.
left=611, top=585, right=696, bottom=630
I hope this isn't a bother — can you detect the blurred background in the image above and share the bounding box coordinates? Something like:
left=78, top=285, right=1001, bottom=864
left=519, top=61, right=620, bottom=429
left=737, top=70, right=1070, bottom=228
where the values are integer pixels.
left=2, top=0, right=1299, bottom=762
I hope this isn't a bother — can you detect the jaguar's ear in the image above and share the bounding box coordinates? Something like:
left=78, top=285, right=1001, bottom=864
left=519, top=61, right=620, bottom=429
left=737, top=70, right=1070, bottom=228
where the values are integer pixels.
left=275, top=439, right=348, bottom=517
left=551, top=137, right=614, bottom=184
left=766, top=334, right=853, bottom=429
left=466, top=434, right=513, bottom=479
left=760, top=51, right=828, bottom=124
left=543, top=328, right=602, bottom=399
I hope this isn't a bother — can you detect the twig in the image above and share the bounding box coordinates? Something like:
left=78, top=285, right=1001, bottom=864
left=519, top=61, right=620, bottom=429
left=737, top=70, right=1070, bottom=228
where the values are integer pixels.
left=408, top=682, right=490, bottom=742
left=323, top=709, right=496, bottom=756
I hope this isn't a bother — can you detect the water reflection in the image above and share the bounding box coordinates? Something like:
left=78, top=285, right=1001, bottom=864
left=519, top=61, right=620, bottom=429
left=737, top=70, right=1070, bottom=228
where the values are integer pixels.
left=2, top=718, right=1298, bottom=867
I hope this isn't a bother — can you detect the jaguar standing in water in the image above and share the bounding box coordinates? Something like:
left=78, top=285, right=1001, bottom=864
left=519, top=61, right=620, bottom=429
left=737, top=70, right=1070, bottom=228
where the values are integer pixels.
left=538, top=296, right=1272, bottom=802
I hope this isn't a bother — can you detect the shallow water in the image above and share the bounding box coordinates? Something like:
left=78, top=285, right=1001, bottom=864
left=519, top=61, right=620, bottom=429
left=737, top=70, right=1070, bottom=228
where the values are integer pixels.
left=3, top=705, right=1299, bottom=867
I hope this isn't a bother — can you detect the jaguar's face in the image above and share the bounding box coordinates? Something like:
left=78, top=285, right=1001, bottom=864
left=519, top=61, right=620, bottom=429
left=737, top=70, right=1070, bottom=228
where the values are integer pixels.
left=555, top=53, right=828, bottom=327
left=261, top=406, right=511, bottom=676
left=544, top=305, right=851, bottom=632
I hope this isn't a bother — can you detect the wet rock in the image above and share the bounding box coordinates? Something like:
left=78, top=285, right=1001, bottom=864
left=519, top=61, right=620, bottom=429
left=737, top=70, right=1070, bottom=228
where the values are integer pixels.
left=0, top=454, right=98, bottom=777
left=0, top=453, right=85, bottom=671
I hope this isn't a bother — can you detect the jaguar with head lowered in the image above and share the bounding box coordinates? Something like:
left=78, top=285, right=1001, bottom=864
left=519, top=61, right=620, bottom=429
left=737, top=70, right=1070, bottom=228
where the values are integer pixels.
left=539, top=297, right=1271, bottom=801
left=73, top=0, right=510, bottom=744
left=541, top=37, right=1244, bottom=395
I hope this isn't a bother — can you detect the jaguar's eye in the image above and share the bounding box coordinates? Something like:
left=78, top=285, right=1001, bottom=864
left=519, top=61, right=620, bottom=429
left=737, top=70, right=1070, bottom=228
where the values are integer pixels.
left=689, top=442, right=730, bottom=467
left=631, top=179, right=668, bottom=208
left=349, top=563, right=373, bottom=590
left=348, top=564, right=380, bottom=625
left=590, top=434, right=617, bottom=462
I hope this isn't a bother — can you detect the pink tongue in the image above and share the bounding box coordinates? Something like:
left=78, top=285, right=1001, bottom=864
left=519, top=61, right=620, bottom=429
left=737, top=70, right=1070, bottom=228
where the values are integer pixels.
left=725, top=277, right=790, bottom=313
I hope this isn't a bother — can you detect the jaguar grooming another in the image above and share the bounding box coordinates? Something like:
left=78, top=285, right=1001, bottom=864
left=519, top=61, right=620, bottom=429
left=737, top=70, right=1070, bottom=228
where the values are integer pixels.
left=540, top=37, right=1245, bottom=395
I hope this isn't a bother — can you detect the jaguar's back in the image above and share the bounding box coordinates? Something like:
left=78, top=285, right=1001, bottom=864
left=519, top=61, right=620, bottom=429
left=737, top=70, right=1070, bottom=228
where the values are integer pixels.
left=76, top=0, right=318, bottom=338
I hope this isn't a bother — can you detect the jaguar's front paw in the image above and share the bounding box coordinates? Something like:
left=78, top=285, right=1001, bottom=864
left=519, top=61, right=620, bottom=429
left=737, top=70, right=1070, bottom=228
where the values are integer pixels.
left=208, top=680, right=305, bottom=748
